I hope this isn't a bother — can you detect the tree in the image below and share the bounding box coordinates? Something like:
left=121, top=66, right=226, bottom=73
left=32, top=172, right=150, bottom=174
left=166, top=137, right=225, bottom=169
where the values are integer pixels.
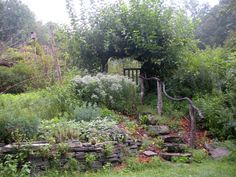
left=196, top=0, right=236, bottom=46
left=66, top=0, right=196, bottom=79
left=0, top=0, right=35, bottom=47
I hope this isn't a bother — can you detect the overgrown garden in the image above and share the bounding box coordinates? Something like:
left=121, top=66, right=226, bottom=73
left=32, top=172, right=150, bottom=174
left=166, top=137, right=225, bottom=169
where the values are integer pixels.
left=0, top=0, right=235, bottom=176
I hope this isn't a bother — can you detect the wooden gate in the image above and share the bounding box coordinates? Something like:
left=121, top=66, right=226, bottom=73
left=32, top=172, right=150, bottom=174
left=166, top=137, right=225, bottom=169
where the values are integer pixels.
left=123, top=67, right=141, bottom=85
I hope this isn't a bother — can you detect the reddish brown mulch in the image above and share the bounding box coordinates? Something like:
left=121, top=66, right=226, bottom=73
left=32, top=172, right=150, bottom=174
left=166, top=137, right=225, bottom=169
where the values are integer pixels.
left=138, top=154, right=152, bottom=163
left=180, top=117, right=210, bottom=147
left=114, top=163, right=127, bottom=171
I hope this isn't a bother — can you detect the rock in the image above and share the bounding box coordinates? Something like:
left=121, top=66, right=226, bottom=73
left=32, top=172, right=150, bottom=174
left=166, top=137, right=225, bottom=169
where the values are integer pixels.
left=139, top=113, right=157, bottom=125
left=75, top=152, right=85, bottom=160
left=160, top=134, right=182, bottom=143
left=130, top=145, right=138, bottom=149
left=148, top=125, right=170, bottom=136
left=0, top=143, right=5, bottom=147
left=205, top=143, right=230, bottom=159
left=147, top=115, right=157, bottom=125
left=90, top=161, right=102, bottom=170
left=143, top=150, right=157, bottom=157
left=160, top=152, right=191, bottom=161
left=164, top=143, right=187, bottom=153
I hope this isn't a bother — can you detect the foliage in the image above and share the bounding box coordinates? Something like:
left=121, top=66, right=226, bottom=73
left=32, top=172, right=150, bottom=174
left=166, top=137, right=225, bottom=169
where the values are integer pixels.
left=73, top=103, right=101, bottom=122
left=73, top=73, right=137, bottom=113
left=108, top=58, right=141, bottom=75
left=0, top=63, right=34, bottom=93
left=38, top=117, right=127, bottom=143
left=38, top=118, right=80, bottom=143
left=196, top=0, right=236, bottom=46
left=0, top=154, right=31, bottom=177
left=192, top=149, right=208, bottom=163
left=0, top=45, right=63, bottom=94
left=0, top=108, right=40, bottom=143
left=85, top=153, right=96, bottom=166
left=139, top=115, right=148, bottom=125
left=66, top=0, right=197, bottom=78
left=195, top=94, right=236, bottom=139
left=125, top=156, right=162, bottom=171
left=0, top=83, right=78, bottom=143
left=171, top=156, right=190, bottom=163
left=103, top=143, right=114, bottom=156
left=0, top=0, right=35, bottom=44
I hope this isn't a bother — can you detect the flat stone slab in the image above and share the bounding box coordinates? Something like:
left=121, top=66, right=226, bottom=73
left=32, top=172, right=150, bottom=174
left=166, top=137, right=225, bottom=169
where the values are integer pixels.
left=148, top=125, right=170, bottom=136
left=211, top=148, right=230, bottom=159
left=160, top=152, right=191, bottom=161
left=205, top=143, right=230, bottom=159
left=143, top=150, right=157, bottom=157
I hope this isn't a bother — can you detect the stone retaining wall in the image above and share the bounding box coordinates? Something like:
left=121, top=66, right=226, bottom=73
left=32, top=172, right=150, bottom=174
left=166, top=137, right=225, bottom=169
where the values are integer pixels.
left=0, top=139, right=142, bottom=172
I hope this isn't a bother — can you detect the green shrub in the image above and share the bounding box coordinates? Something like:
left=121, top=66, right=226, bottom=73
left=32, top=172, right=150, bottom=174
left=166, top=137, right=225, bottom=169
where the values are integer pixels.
left=38, top=118, right=81, bottom=143
left=0, top=83, right=79, bottom=143
left=0, top=108, right=40, bottom=143
left=73, top=103, right=101, bottom=122
left=171, top=156, right=190, bottom=163
left=195, top=94, right=235, bottom=139
left=192, top=149, right=208, bottom=163
left=0, top=64, right=34, bottom=93
left=0, top=154, right=31, bottom=177
left=73, top=73, right=138, bottom=113
left=38, top=117, right=126, bottom=143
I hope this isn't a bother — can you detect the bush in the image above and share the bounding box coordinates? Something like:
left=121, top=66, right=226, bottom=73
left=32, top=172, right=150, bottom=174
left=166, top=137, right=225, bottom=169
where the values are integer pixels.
left=73, top=103, right=101, bottom=122
left=73, top=73, right=138, bottom=113
left=0, top=83, right=79, bottom=143
left=38, top=117, right=127, bottom=143
left=195, top=94, right=236, bottom=139
left=0, top=109, right=40, bottom=143
left=192, top=149, right=208, bottom=163
left=0, top=64, right=34, bottom=93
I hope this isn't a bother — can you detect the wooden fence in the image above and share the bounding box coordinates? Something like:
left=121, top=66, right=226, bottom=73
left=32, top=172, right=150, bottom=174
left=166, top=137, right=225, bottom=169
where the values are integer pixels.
left=123, top=68, right=141, bottom=85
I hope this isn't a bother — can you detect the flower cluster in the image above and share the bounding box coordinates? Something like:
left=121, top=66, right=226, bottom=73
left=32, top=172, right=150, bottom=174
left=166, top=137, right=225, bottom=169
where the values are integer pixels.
left=73, top=74, right=138, bottom=113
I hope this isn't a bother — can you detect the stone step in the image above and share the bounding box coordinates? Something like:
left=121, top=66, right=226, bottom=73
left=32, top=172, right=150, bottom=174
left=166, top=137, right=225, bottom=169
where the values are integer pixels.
left=164, top=143, right=188, bottom=153
left=160, top=134, right=183, bottom=143
left=160, top=152, right=192, bottom=161
left=148, top=125, right=170, bottom=137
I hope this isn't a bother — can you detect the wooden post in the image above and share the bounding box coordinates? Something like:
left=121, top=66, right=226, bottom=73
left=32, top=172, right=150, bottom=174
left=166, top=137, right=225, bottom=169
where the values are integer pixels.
left=157, top=80, right=163, bottom=116
left=140, top=77, right=144, bottom=105
left=49, top=26, right=62, bottom=83
left=189, top=104, right=196, bottom=148
left=136, top=69, right=138, bottom=85
left=132, top=70, right=134, bottom=82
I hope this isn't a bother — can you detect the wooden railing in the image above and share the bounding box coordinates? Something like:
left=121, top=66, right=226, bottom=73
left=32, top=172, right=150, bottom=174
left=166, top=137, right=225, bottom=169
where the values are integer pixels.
left=140, top=76, right=204, bottom=148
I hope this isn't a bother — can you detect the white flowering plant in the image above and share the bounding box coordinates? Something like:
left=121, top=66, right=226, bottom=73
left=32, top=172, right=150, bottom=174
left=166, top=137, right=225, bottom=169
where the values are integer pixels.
left=73, top=73, right=138, bottom=113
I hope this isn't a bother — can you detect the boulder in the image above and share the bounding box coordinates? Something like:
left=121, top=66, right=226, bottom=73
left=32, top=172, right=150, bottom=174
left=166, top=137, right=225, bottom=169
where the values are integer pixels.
left=148, top=125, right=170, bottom=136
left=205, top=143, right=230, bottom=159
